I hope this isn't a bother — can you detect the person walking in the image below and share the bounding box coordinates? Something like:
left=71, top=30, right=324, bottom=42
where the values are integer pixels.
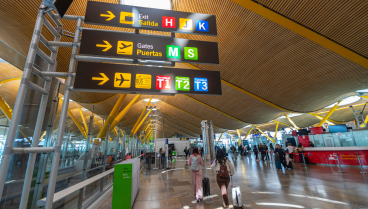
left=286, top=143, right=295, bottom=161
left=159, top=148, right=165, bottom=168
left=211, top=149, right=235, bottom=209
left=184, top=147, right=189, bottom=159
left=188, top=148, right=204, bottom=202
left=274, top=144, right=286, bottom=170
left=253, top=145, right=259, bottom=161
left=263, top=143, right=269, bottom=161
left=297, top=143, right=305, bottom=163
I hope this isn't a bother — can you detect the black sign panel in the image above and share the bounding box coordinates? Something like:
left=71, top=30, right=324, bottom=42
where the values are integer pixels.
left=74, top=62, right=222, bottom=96
left=79, top=29, right=219, bottom=65
left=85, top=1, right=217, bottom=36
left=44, top=0, right=74, bottom=18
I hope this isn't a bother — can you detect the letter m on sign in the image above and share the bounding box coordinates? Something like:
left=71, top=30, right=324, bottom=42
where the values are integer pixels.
left=166, top=45, right=180, bottom=59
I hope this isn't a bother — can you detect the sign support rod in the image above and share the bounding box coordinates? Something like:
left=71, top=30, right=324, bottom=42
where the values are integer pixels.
left=45, top=17, right=83, bottom=209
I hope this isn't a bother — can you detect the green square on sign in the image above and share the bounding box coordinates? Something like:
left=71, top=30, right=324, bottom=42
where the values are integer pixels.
left=175, top=76, right=190, bottom=91
left=166, top=45, right=181, bottom=59
left=184, top=47, right=198, bottom=60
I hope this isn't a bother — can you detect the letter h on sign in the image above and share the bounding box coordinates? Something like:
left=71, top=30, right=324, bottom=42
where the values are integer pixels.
left=162, top=16, right=176, bottom=28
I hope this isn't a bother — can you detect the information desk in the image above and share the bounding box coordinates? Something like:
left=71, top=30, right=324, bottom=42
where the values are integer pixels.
left=292, top=147, right=368, bottom=167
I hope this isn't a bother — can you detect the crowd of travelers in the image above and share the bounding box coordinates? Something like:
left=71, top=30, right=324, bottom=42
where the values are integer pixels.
left=156, top=139, right=315, bottom=208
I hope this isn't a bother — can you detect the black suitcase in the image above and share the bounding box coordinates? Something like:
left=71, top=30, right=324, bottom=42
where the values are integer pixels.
left=287, top=161, right=293, bottom=169
left=202, top=177, right=210, bottom=196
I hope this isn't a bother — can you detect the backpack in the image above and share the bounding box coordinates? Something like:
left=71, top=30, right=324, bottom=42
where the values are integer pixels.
left=218, top=160, right=229, bottom=178
left=190, top=156, right=199, bottom=171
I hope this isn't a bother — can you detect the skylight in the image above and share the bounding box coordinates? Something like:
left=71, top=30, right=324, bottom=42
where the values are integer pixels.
left=325, top=96, right=361, bottom=108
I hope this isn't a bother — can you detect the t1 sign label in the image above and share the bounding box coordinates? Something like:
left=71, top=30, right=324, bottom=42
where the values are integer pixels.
left=73, top=62, right=222, bottom=95
left=85, top=1, right=217, bottom=36
left=79, top=29, right=219, bottom=65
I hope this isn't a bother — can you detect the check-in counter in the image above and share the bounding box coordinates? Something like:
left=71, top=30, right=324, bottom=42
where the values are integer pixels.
left=295, top=147, right=368, bottom=166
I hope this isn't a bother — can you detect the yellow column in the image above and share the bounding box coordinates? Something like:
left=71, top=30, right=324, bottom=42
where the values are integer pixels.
left=274, top=122, right=279, bottom=141
left=97, top=94, right=126, bottom=138
left=309, top=113, right=337, bottom=125
left=68, top=109, right=87, bottom=138
left=131, top=98, right=152, bottom=136
left=78, top=108, right=88, bottom=133
left=243, top=125, right=253, bottom=140
left=237, top=129, right=242, bottom=143
left=216, top=132, right=224, bottom=142
left=257, top=128, right=275, bottom=144
left=132, top=109, right=152, bottom=135
left=284, top=114, right=300, bottom=130
left=94, top=117, right=102, bottom=129
left=143, top=119, right=152, bottom=132
left=0, top=96, right=13, bottom=120
left=317, top=101, right=341, bottom=127
left=272, top=120, right=295, bottom=130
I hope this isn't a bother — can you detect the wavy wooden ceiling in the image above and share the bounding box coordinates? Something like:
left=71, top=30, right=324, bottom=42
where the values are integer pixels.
left=0, top=0, right=367, bottom=138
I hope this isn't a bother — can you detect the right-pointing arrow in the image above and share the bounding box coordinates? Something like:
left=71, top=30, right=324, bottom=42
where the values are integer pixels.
left=100, top=11, right=115, bottom=21
left=96, top=40, right=112, bottom=52
left=92, top=73, right=109, bottom=85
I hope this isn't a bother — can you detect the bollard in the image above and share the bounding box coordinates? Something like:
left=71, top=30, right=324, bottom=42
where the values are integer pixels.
left=335, top=153, right=345, bottom=173
left=356, top=154, right=367, bottom=174
left=302, top=152, right=308, bottom=169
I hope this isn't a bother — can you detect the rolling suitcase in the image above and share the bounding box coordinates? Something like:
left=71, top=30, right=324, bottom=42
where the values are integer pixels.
left=231, top=176, right=243, bottom=208
left=287, top=161, right=293, bottom=169
left=202, top=177, right=210, bottom=196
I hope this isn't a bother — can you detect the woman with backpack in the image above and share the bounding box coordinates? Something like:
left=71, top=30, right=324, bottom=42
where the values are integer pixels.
left=188, top=147, right=204, bottom=202
left=211, top=149, right=235, bottom=209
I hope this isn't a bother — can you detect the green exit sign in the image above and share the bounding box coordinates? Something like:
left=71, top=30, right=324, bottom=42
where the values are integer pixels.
left=175, top=76, right=190, bottom=91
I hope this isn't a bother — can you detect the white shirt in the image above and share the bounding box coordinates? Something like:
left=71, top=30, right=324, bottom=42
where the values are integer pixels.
left=210, top=158, right=235, bottom=176
left=287, top=146, right=294, bottom=153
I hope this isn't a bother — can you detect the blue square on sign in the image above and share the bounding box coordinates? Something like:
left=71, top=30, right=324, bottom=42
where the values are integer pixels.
left=194, top=78, right=208, bottom=92
left=196, top=20, right=209, bottom=32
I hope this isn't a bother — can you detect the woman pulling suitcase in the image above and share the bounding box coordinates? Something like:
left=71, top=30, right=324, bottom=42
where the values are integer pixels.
left=211, top=149, right=235, bottom=209
left=188, top=148, right=204, bottom=202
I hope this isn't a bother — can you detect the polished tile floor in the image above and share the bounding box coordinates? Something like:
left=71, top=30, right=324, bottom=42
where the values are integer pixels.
left=99, top=154, right=368, bottom=209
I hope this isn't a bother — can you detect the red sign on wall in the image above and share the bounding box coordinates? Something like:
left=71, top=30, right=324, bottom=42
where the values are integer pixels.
left=156, top=75, right=171, bottom=90
left=298, top=135, right=310, bottom=147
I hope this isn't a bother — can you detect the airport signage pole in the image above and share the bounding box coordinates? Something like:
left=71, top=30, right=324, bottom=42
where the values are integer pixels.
left=44, top=17, right=83, bottom=209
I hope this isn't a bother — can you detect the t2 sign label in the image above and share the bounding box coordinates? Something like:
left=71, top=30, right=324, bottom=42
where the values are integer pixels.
left=74, top=62, right=222, bottom=95
left=85, top=1, right=217, bottom=36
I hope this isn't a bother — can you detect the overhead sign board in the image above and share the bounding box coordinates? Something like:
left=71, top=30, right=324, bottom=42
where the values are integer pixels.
left=85, top=1, right=217, bottom=36
left=79, top=29, right=219, bottom=65
left=73, top=62, right=222, bottom=95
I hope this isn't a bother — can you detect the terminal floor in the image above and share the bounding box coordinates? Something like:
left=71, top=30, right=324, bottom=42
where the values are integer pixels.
left=99, top=155, right=368, bottom=209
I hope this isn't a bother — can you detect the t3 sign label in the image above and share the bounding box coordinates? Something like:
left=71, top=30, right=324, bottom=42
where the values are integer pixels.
left=74, top=62, right=222, bottom=95
left=79, top=29, right=219, bottom=65
left=85, top=1, right=217, bottom=36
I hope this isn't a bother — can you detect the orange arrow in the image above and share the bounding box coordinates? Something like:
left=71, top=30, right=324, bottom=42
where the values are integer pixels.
left=96, top=40, right=112, bottom=52
left=100, top=11, right=115, bottom=21
left=92, top=73, right=109, bottom=85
